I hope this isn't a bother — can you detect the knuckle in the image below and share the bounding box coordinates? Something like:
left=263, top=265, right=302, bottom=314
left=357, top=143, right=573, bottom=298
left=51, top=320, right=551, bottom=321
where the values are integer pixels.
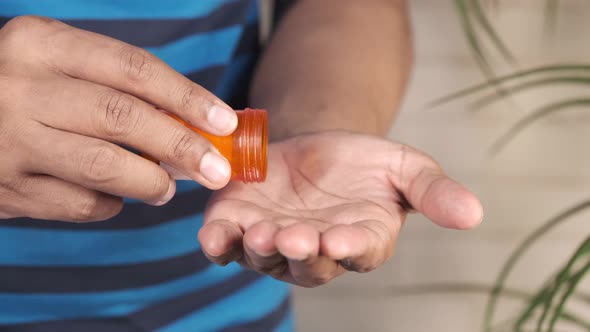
left=97, top=91, right=141, bottom=138
left=2, top=15, right=54, bottom=34
left=70, top=192, right=102, bottom=221
left=1, top=16, right=68, bottom=66
left=178, top=84, right=204, bottom=114
left=149, top=170, right=170, bottom=201
left=78, top=145, right=120, bottom=184
left=165, top=128, right=195, bottom=161
left=1, top=16, right=57, bottom=47
left=119, top=46, right=155, bottom=83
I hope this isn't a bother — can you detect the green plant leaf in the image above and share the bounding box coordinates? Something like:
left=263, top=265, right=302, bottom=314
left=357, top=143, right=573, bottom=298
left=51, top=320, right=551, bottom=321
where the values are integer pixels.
left=387, top=282, right=590, bottom=331
left=473, top=76, right=590, bottom=110
left=490, top=98, right=590, bottom=153
left=455, top=0, right=495, bottom=77
left=511, top=236, right=590, bottom=331
left=429, top=64, right=590, bottom=107
left=483, top=200, right=590, bottom=332
left=548, top=259, right=590, bottom=331
left=470, top=0, right=516, bottom=65
left=546, top=237, right=590, bottom=331
left=544, top=0, right=560, bottom=33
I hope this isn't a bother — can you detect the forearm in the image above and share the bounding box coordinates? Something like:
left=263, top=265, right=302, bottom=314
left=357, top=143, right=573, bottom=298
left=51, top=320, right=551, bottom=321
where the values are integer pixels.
left=250, top=0, right=413, bottom=141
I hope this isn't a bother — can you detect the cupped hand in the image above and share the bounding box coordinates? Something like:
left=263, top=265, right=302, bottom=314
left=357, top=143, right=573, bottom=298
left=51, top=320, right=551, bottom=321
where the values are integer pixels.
left=199, top=131, right=483, bottom=287
left=0, top=16, right=236, bottom=222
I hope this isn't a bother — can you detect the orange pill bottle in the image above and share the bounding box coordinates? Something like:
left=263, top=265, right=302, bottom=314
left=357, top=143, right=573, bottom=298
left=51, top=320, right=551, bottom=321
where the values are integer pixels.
left=159, top=108, right=268, bottom=183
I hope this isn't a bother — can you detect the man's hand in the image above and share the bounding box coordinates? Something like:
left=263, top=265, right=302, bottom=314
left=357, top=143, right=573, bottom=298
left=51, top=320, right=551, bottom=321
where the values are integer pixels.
left=200, top=131, right=483, bottom=287
left=0, top=16, right=237, bottom=222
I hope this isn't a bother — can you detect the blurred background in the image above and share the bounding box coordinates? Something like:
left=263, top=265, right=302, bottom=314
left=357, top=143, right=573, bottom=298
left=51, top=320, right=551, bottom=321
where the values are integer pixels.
left=292, top=1, right=590, bottom=331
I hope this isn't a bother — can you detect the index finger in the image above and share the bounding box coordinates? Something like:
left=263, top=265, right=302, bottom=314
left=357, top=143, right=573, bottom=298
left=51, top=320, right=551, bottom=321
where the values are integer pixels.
left=36, top=18, right=237, bottom=135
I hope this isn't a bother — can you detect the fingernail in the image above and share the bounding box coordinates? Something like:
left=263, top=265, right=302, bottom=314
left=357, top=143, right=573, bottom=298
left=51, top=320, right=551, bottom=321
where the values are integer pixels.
left=207, top=104, right=237, bottom=134
left=154, top=179, right=176, bottom=206
left=200, top=150, right=231, bottom=184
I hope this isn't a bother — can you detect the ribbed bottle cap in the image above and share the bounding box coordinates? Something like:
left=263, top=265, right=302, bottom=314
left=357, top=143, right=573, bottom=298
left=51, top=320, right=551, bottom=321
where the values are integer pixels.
left=233, top=108, right=268, bottom=183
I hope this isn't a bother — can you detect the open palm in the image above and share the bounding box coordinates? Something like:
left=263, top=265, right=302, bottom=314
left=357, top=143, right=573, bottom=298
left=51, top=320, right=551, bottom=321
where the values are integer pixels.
left=199, top=131, right=482, bottom=287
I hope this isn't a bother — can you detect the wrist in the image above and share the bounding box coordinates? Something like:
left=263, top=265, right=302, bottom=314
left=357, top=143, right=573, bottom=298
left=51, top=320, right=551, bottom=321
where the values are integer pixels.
left=262, top=101, right=390, bottom=142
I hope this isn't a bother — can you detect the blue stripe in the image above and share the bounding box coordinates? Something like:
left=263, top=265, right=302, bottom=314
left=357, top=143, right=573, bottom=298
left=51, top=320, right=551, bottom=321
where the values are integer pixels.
left=158, top=278, right=290, bottom=332
left=0, top=0, right=236, bottom=19
left=245, top=0, right=259, bottom=23
left=274, top=312, right=295, bottom=332
left=147, top=25, right=243, bottom=75
left=0, top=0, right=251, bottom=48
left=0, top=263, right=243, bottom=324
left=0, top=214, right=202, bottom=266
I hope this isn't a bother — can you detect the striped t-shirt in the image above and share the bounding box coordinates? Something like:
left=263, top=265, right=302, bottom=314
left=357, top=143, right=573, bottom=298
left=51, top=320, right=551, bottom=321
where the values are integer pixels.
left=0, top=1, right=292, bottom=331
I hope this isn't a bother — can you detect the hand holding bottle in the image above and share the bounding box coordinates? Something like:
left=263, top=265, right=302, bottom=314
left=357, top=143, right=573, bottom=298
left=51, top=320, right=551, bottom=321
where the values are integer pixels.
left=0, top=16, right=238, bottom=222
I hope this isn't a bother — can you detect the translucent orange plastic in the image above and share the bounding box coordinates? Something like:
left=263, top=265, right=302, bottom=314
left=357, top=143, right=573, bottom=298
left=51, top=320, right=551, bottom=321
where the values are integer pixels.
left=169, top=108, right=268, bottom=183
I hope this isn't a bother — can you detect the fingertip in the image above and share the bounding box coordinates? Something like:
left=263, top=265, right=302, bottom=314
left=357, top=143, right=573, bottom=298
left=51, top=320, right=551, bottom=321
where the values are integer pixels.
left=206, top=104, right=238, bottom=136
left=321, top=225, right=367, bottom=260
left=428, top=179, right=484, bottom=230
left=198, top=150, right=231, bottom=190
left=150, top=177, right=176, bottom=206
left=198, top=220, right=242, bottom=258
left=275, top=223, right=319, bottom=261
left=243, top=221, right=280, bottom=256
left=454, top=191, right=484, bottom=230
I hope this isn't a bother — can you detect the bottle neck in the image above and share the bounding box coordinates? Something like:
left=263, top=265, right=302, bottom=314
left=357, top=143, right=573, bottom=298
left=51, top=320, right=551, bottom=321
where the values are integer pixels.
left=233, top=108, right=268, bottom=183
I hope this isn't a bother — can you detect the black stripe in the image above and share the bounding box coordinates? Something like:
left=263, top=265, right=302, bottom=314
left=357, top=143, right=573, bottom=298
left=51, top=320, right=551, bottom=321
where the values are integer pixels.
left=0, top=271, right=264, bottom=332
left=220, top=296, right=291, bottom=332
left=186, top=64, right=226, bottom=90
left=0, top=1, right=252, bottom=48
left=0, top=250, right=211, bottom=293
left=223, top=22, right=260, bottom=109
left=129, top=271, right=263, bottom=330
left=234, top=23, right=259, bottom=57
left=1, top=186, right=211, bottom=230
left=0, top=318, right=138, bottom=332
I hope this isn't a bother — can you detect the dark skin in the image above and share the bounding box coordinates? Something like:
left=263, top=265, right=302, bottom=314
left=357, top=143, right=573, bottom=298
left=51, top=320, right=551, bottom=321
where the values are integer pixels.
left=0, top=16, right=237, bottom=221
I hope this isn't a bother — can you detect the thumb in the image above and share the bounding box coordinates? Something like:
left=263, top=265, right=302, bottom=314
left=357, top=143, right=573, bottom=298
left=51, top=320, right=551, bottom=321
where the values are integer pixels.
left=390, top=146, right=484, bottom=230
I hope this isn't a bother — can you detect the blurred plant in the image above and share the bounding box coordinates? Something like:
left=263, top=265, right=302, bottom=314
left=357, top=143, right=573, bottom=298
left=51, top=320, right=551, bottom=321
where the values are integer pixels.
left=440, top=1, right=590, bottom=331
left=453, top=0, right=516, bottom=77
